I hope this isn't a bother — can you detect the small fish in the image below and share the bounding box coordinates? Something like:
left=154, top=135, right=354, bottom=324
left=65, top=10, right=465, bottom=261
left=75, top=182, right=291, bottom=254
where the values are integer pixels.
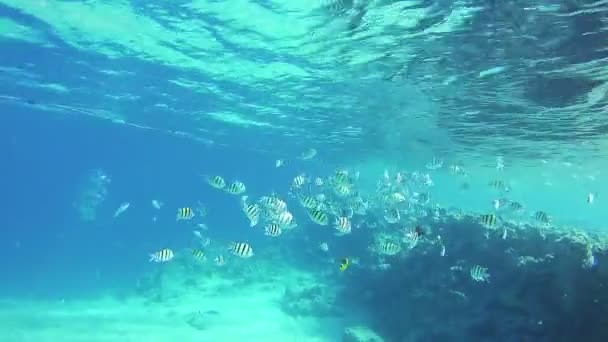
left=229, top=242, right=254, bottom=258
left=332, top=170, right=350, bottom=185
left=489, top=180, right=510, bottom=192
left=292, top=174, right=307, bottom=188
left=425, top=157, right=443, bottom=170
left=275, top=211, right=294, bottom=227
left=206, top=175, right=226, bottom=189
left=334, top=217, right=351, bottom=235
left=193, top=230, right=203, bottom=239
left=334, top=183, right=351, bottom=197
left=225, top=181, right=246, bottom=195
left=113, top=202, right=130, bottom=218
left=149, top=248, right=174, bottom=263
left=480, top=214, right=497, bottom=227
left=176, top=207, right=195, bottom=221
left=275, top=159, right=284, bottom=168
left=308, top=208, right=329, bottom=225
left=314, top=177, right=324, bottom=186
left=339, top=257, right=349, bottom=272
left=151, top=200, right=163, bottom=209
left=502, top=227, right=508, bottom=240
left=265, top=224, right=282, bottom=237
left=470, top=265, right=490, bottom=282
left=380, top=241, right=401, bottom=255
left=440, top=244, right=446, bottom=257
left=298, top=194, right=318, bottom=209
left=534, top=210, right=549, bottom=224
left=509, top=201, right=524, bottom=211
left=587, top=192, right=595, bottom=204
left=319, top=242, right=329, bottom=252
left=192, top=249, right=206, bottom=261
left=241, top=196, right=260, bottom=227
left=214, top=255, right=225, bottom=266
left=493, top=198, right=508, bottom=210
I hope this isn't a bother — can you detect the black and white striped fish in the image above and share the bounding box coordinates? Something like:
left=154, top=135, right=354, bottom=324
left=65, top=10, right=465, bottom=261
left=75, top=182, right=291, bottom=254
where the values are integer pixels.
left=206, top=175, right=226, bottom=189
left=265, top=224, right=282, bottom=237
left=225, top=181, right=246, bottom=195
left=229, top=242, right=254, bottom=258
left=308, top=208, right=329, bottom=225
left=176, top=207, right=195, bottom=221
left=241, top=196, right=260, bottom=227
left=480, top=213, right=497, bottom=227
left=334, top=216, right=351, bottom=235
left=149, top=248, right=174, bottom=263
left=292, top=174, right=307, bottom=188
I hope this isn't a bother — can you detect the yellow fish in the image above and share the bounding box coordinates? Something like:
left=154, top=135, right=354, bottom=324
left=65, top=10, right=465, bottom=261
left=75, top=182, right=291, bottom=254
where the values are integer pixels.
left=339, top=257, right=349, bottom=272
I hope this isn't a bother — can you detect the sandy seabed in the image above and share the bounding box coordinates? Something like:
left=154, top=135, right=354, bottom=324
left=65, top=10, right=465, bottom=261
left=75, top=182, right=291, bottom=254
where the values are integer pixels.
left=0, top=266, right=344, bottom=342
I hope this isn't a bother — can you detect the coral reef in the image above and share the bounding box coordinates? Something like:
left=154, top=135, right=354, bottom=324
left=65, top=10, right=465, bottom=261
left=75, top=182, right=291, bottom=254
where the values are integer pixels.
left=342, top=212, right=608, bottom=341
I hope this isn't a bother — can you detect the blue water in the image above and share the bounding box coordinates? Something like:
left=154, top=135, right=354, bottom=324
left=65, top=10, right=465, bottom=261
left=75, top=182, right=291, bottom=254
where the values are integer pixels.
left=0, top=105, right=305, bottom=298
left=2, top=1, right=608, bottom=341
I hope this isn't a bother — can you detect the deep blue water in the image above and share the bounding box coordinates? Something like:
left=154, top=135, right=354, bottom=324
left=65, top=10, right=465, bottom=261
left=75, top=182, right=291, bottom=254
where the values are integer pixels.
left=0, top=104, right=315, bottom=298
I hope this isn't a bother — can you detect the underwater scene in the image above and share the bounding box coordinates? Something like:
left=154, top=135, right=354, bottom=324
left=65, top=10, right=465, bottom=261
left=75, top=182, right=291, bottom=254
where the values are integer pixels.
left=1, top=1, right=608, bottom=341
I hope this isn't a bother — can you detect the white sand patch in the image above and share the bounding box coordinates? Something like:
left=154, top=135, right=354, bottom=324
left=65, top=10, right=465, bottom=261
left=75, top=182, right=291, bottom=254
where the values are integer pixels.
left=0, top=267, right=342, bottom=342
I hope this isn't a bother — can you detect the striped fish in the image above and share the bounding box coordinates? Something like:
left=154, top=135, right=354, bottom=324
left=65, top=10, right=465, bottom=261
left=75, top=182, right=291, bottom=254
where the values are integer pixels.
left=380, top=241, right=401, bottom=255
left=176, top=207, right=195, bottom=221
left=265, top=224, right=282, bottom=237
left=192, top=249, right=206, bottom=261
left=480, top=214, right=497, bottom=227
left=269, top=198, right=287, bottom=213
left=334, top=216, right=351, bottom=235
left=244, top=204, right=260, bottom=227
left=298, top=194, right=318, bottom=209
left=225, top=181, right=246, bottom=195
left=332, top=170, right=350, bottom=185
left=334, top=183, right=351, bottom=197
left=292, top=174, right=307, bottom=188
left=206, top=175, right=226, bottom=189
left=308, top=208, right=329, bottom=225
left=535, top=211, right=549, bottom=224
left=509, top=201, right=524, bottom=211
left=489, top=180, right=510, bottom=192
left=241, top=196, right=260, bottom=227
left=275, top=211, right=293, bottom=226
left=229, top=242, right=254, bottom=258
left=149, top=248, right=174, bottom=263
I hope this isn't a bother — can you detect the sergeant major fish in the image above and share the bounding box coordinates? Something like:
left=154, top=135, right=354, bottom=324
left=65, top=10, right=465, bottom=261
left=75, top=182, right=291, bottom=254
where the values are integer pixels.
left=149, top=248, right=174, bottom=263
left=229, top=242, right=254, bottom=258
left=176, top=207, right=195, bottom=221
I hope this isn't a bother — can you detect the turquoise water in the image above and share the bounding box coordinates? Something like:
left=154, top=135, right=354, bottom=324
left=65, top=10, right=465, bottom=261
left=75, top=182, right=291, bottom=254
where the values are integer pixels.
left=1, top=1, right=608, bottom=341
